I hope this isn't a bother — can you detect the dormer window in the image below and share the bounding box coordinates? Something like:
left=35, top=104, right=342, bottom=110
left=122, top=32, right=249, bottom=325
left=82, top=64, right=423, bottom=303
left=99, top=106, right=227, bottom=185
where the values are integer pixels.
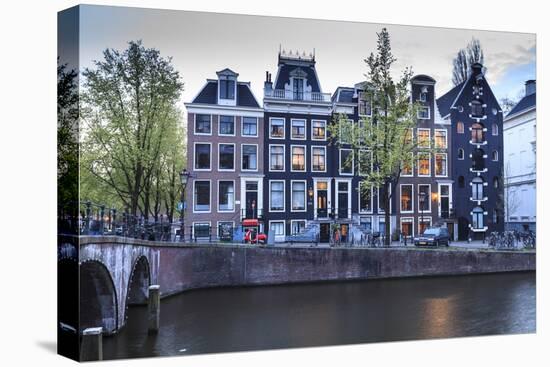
left=358, top=91, right=372, bottom=117
left=293, top=78, right=304, bottom=100
left=419, top=86, right=428, bottom=102
left=219, top=79, right=235, bottom=100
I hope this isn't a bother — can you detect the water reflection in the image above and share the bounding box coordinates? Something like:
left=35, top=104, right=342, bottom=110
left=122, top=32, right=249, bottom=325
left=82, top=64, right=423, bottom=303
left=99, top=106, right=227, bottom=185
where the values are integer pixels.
left=103, top=272, right=535, bottom=359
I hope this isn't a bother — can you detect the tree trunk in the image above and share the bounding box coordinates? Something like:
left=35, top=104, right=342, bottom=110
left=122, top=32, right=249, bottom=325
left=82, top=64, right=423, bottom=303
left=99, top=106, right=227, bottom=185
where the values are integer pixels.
left=384, top=181, right=391, bottom=247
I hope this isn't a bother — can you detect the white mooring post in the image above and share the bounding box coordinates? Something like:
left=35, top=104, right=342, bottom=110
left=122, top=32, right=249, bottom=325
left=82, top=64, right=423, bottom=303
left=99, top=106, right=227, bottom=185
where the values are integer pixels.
left=148, top=285, right=160, bottom=333
left=81, top=327, right=103, bottom=361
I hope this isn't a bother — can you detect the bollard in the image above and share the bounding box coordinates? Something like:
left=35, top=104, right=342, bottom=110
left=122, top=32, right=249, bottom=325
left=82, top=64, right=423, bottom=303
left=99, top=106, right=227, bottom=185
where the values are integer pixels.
left=81, top=327, right=103, bottom=361
left=148, top=285, right=160, bottom=334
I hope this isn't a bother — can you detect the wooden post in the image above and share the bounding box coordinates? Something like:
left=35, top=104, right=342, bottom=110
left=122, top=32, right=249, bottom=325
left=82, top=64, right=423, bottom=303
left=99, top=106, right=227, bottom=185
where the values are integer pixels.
left=148, top=285, right=160, bottom=333
left=80, top=327, right=102, bottom=361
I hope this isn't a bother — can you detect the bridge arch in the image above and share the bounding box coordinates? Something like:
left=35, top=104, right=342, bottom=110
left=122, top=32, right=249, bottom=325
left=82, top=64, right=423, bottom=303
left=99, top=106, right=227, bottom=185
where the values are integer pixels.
left=80, top=260, right=118, bottom=334
left=125, top=256, right=151, bottom=312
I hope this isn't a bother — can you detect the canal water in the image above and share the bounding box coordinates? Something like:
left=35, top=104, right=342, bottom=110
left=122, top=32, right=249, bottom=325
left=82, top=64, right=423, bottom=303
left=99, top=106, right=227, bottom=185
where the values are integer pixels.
left=103, top=272, right=535, bottom=359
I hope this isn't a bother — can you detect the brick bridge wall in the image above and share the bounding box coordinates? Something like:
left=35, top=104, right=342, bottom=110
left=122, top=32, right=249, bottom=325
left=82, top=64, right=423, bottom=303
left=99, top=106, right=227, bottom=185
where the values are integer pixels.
left=77, top=236, right=535, bottom=333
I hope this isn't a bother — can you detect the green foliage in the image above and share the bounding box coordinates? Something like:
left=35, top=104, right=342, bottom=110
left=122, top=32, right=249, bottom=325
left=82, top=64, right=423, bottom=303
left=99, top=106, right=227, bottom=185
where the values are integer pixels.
left=329, top=28, right=435, bottom=246
left=80, top=40, right=185, bottom=221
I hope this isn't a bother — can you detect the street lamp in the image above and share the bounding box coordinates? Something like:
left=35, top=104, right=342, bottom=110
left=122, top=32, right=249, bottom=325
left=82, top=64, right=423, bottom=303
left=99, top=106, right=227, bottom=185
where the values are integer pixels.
left=179, top=169, right=191, bottom=242
left=419, top=191, right=427, bottom=235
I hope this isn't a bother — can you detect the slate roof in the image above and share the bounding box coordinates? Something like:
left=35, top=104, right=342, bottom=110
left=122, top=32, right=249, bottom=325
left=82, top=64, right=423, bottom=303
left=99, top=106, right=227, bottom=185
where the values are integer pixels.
left=191, top=81, right=260, bottom=108
left=332, top=87, right=355, bottom=103
left=506, top=93, right=536, bottom=118
left=436, top=81, right=466, bottom=117
left=274, top=64, right=321, bottom=92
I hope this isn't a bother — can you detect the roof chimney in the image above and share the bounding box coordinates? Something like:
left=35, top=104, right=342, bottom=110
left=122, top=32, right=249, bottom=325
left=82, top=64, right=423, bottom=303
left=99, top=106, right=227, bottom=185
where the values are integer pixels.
left=471, top=62, right=484, bottom=78
left=264, top=71, right=273, bottom=95
left=525, top=80, right=536, bottom=96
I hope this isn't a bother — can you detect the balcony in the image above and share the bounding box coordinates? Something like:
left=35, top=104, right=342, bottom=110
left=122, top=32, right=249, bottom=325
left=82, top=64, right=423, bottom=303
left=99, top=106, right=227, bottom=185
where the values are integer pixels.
left=265, top=89, right=332, bottom=102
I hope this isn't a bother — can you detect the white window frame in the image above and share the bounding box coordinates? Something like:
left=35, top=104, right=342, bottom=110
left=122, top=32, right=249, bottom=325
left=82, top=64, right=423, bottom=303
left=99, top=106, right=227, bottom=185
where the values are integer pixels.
left=269, top=144, right=285, bottom=172
left=194, top=114, right=212, bottom=136
left=290, top=145, right=307, bottom=172
left=193, top=179, right=211, bottom=213
left=434, top=129, right=448, bottom=149
left=458, top=148, right=465, bottom=160
left=290, top=118, right=307, bottom=140
left=358, top=149, right=373, bottom=176
left=241, top=143, right=259, bottom=172
left=218, top=78, right=237, bottom=103
left=269, top=117, right=285, bottom=139
left=457, top=121, right=465, bottom=134
left=417, top=128, right=431, bottom=148
left=218, top=115, right=236, bottom=137
left=492, top=123, right=499, bottom=136
left=358, top=91, right=372, bottom=117
left=241, top=116, right=259, bottom=138
left=400, top=184, right=414, bottom=214
left=192, top=221, right=212, bottom=237
left=217, top=180, right=235, bottom=213
left=492, top=150, right=499, bottom=161
left=339, top=148, right=354, bottom=176
left=193, top=142, right=212, bottom=171
left=401, top=152, right=414, bottom=177
left=417, top=152, right=431, bottom=177
left=400, top=217, right=415, bottom=237
left=435, top=153, right=448, bottom=177
left=418, top=216, right=432, bottom=233
left=268, top=220, right=286, bottom=242
left=311, top=145, right=327, bottom=173
left=418, top=184, right=431, bottom=213
left=290, top=180, right=307, bottom=212
left=311, top=119, right=327, bottom=141
left=290, top=220, right=307, bottom=235
left=438, top=183, right=453, bottom=218
left=269, top=180, right=285, bottom=212
left=216, top=221, right=235, bottom=239
left=218, top=143, right=236, bottom=172
left=358, top=182, right=373, bottom=214
left=417, top=106, right=431, bottom=120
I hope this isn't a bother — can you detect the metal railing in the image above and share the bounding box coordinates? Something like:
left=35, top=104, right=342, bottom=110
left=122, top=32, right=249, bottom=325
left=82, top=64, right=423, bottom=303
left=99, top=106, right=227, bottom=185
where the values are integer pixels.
left=265, top=89, right=331, bottom=102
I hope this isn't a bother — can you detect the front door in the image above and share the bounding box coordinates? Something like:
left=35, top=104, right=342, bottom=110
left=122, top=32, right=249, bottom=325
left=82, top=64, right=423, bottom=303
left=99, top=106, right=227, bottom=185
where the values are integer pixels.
left=447, top=222, right=455, bottom=242
left=319, top=223, right=330, bottom=243
left=317, top=182, right=328, bottom=218
left=337, top=181, right=349, bottom=219
left=245, top=182, right=258, bottom=219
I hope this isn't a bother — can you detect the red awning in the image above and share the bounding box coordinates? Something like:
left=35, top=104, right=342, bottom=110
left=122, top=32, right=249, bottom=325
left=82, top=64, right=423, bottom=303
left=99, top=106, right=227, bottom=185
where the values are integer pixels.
left=242, top=219, right=259, bottom=227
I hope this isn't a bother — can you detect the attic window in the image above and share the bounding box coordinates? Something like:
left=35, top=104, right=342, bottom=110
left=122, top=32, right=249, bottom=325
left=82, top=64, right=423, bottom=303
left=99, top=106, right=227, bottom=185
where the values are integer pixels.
left=419, top=86, right=428, bottom=102
left=220, top=79, right=235, bottom=100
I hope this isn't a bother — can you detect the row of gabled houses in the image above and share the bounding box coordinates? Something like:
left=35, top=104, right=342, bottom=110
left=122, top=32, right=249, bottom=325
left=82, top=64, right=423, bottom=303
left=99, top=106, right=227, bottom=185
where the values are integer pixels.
left=184, top=50, right=511, bottom=242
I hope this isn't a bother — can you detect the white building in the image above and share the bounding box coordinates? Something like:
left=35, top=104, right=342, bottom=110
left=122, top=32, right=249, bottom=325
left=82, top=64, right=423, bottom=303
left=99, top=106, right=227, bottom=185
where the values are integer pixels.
left=503, top=80, right=536, bottom=231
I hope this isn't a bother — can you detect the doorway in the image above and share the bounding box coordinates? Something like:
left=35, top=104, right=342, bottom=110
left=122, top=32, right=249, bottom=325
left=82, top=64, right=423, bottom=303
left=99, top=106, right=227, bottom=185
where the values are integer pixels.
left=319, top=223, right=330, bottom=242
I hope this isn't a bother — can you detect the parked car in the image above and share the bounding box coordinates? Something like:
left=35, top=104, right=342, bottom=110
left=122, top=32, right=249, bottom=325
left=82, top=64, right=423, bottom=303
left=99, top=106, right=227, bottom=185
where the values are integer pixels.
left=413, top=227, right=450, bottom=247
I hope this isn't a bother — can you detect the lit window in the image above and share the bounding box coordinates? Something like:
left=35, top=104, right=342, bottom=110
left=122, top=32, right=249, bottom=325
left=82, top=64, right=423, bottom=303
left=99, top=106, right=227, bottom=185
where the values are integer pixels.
left=269, top=118, right=285, bottom=138
left=435, top=153, right=447, bottom=176
left=418, top=153, right=430, bottom=176
left=291, top=146, right=306, bottom=171
left=471, top=123, right=484, bottom=143
left=457, top=121, right=464, bottom=134
left=291, top=119, right=306, bottom=139
left=400, top=185, right=413, bottom=212
left=435, top=130, right=447, bottom=149
left=401, top=152, right=414, bottom=176
left=312, top=120, right=326, bottom=140
left=312, top=147, right=326, bottom=172
left=417, top=129, right=430, bottom=148
left=270, top=145, right=284, bottom=171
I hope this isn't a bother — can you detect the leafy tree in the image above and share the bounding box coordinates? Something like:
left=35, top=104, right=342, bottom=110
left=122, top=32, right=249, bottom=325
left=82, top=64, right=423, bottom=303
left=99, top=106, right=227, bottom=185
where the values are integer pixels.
left=81, top=40, right=185, bottom=223
left=452, top=38, right=485, bottom=86
left=329, top=28, right=431, bottom=247
left=58, top=61, right=79, bottom=232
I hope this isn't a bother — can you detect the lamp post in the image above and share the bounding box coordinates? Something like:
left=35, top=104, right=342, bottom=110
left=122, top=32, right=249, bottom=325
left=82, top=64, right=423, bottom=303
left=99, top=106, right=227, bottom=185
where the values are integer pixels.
left=179, top=169, right=191, bottom=242
left=419, top=191, right=427, bottom=235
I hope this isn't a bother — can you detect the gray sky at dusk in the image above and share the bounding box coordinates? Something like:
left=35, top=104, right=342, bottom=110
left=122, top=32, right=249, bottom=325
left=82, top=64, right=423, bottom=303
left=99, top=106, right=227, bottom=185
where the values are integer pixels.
left=69, top=5, right=536, bottom=112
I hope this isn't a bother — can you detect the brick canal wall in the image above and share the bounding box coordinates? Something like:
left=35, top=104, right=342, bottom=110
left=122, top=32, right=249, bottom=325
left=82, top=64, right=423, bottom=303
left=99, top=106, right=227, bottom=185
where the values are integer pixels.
left=155, top=244, right=536, bottom=298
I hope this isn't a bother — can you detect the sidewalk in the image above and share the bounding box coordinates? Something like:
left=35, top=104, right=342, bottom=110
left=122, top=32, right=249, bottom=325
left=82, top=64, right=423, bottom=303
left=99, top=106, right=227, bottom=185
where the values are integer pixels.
left=270, top=239, right=490, bottom=249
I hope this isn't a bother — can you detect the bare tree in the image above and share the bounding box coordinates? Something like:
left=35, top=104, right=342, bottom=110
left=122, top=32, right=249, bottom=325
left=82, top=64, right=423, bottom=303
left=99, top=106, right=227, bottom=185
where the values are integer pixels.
left=452, top=38, right=485, bottom=86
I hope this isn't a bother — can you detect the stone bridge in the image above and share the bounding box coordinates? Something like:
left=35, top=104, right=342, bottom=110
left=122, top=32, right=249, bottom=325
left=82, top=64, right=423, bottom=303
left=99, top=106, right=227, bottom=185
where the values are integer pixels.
left=58, top=235, right=536, bottom=335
